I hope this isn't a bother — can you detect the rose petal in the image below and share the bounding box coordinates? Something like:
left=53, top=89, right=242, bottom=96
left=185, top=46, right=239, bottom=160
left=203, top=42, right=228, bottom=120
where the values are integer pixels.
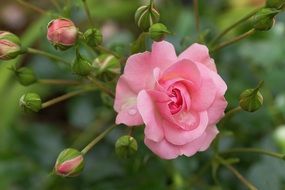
left=114, top=77, right=143, bottom=126
left=137, top=90, right=166, bottom=142
left=207, top=96, right=228, bottom=125
left=178, top=43, right=217, bottom=72
left=160, top=59, right=201, bottom=87
left=190, top=78, right=217, bottom=111
left=144, top=138, right=180, bottom=159
left=181, top=125, right=219, bottom=156
left=163, top=111, right=209, bottom=145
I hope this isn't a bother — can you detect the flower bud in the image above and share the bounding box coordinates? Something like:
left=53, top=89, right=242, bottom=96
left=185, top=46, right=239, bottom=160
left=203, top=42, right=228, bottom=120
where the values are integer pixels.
left=54, top=148, right=84, bottom=177
left=84, top=28, right=103, bottom=47
left=239, top=82, right=264, bottom=112
left=115, top=135, right=138, bottom=159
left=252, top=8, right=280, bottom=31
left=149, top=23, right=170, bottom=42
left=72, top=49, right=93, bottom=76
left=93, top=54, right=120, bottom=74
left=135, top=1, right=160, bottom=31
left=19, top=93, right=42, bottom=112
left=47, top=18, right=78, bottom=50
left=14, top=67, right=37, bottom=86
left=0, top=31, right=22, bottom=60
left=266, top=0, right=285, bottom=9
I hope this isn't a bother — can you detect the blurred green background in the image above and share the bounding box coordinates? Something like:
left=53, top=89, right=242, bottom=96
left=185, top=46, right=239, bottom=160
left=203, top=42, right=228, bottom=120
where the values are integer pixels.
left=1, top=0, right=285, bottom=189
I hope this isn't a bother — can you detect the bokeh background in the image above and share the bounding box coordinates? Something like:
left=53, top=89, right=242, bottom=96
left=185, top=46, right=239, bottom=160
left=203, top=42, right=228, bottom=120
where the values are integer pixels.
left=1, top=0, right=285, bottom=189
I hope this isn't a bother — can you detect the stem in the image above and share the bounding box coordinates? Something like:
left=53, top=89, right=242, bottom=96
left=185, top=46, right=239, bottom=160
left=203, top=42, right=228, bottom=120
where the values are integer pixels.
left=42, top=89, right=92, bottom=109
left=50, top=0, right=61, bottom=11
left=222, top=106, right=242, bottom=123
left=210, top=8, right=260, bottom=45
left=221, top=148, right=285, bottom=160
left=81, top=124, right=116, bottom=155
left=216, top=155, right=258, bottom=190
left=87, top=76, right=115, bottom=98
left=17, top=0, right=47, bottom=15
left=38, top=79, right=81, bottom=85
left=95, top=45, right=120, bottom=59
left=82, top=0, right=94, bottom=26
left=193, top=0, right=200, bottom=33
left=27, top=48, right=70, bottom=65
left=211, top=29, right=256, bottom=53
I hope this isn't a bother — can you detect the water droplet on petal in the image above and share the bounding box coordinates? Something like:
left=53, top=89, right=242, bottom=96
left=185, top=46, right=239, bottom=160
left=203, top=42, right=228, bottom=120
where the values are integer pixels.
left=128, top=108, right=137, bottom=116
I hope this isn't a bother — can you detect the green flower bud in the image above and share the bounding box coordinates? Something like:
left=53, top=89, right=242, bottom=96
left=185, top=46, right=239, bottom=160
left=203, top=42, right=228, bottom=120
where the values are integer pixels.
left=266, top=0, right=285, bottom=9
left=84, top=28, right=103, bottom=47
left=149, top=23, right=170, bottom=42
left=93, top=54, right=120, bottom=74
left=115, top=135, right=138, bottom=159
left=252, top=8, right=280, bottom=31
left=72, top=49, right=93, bottom=76
left=19, top=93, right=42, bottom=112
left=54, top=148, right=84, bottom=177
left=0, top=31, right=22, bottom=60
left=14, top=67, right=37, bottom=86
left=135, top=1, right=160, bottom=31
left=239, top=82, right=264, bottom=112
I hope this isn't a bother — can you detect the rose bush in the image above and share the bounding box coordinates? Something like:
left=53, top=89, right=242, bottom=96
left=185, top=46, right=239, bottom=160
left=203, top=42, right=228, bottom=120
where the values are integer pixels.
left=114, top=41, right=227, bottom=159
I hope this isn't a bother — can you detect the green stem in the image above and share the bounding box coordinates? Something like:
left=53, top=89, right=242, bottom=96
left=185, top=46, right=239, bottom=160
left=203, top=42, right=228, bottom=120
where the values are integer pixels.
left=211, top=29, right=256, bottom=53
left=38, top=79, right=81, bottom=85
left=215, top=155, right=258, bottom=190
left=41, top=88, right=93, bottom=109
left=223, top=106, right=242, bottom=121
left=95, top=45, right=120, bottom=59
left=210, top=8, right=260, bottom=45
left=221, top=148, right=285, bottom=160
left=81, top=124, right=116, bottom=155
left=27, top=48, right=70, bottom=65
left=87, top=76, right=115, bottom=98
left=82, top=0, right=94, bottom=26
left=50, top=0, right=61, bottom=11
left=193, top=0, right=200, bottom=33
left=17, top=0, right=47, bottom=14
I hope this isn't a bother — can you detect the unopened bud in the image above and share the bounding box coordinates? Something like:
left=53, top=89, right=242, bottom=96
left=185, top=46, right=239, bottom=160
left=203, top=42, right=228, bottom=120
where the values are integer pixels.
left=149, top=23, right=170, bottom=42
left=115, top=135, right=138, bottom=159
left=54, top=148, right=84, bottom=177
left=266, top=0, right=285, bottom=9
left=84, top=28, right=103, bottom=47
left=252, top=8, right=280, bottom=31
left=19, top=93, right=42, bottom=112
left=47, top=18, right=78, bottom=50
left=14, top=67, right=37, bottom=86
left=72, top=49, right=93, bottom=76
left=93, top=54, right=120, bottom=74
left=239, top=82, right=264, bottom=112
left=135, top=1, right=160, bottom=31
left=0, top=31, right=22, bottom=60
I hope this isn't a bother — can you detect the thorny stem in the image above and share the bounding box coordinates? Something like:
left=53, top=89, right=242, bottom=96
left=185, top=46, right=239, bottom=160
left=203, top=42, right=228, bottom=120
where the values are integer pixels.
left=82, top=0, right=94, bottom=27
left=87, top=76, right=115, bottom=98
left=41, top=88, right=94, bottom=109
left=81, top=124, right=116, bottom=155
left=221, top=148, right=285, bottom=160
left=210, top=8, right=260, bottom=45
left=17, top=0, right=47, bottom=15
left=211, top=29, right=256, bottom=52
left=38, top=79, right=81, bottom=86
left=27, top=48, right=70, bottom=65
left=215, top=155, right=258, bottom=190
left=193, top=0, right=200, bottom=33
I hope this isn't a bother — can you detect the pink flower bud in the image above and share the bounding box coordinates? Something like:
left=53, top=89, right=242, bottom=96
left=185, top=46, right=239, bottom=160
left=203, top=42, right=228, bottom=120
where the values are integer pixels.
left=47, top=18, right=78, bottom=50
left=0, top=31, right=22, bottom=60
left=54, top=148, right=84, bottom=177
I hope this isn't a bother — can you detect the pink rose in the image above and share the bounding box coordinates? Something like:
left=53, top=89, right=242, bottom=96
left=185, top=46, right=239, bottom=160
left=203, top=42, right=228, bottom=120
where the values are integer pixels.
left=114, top=41, right=227, bottom=159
